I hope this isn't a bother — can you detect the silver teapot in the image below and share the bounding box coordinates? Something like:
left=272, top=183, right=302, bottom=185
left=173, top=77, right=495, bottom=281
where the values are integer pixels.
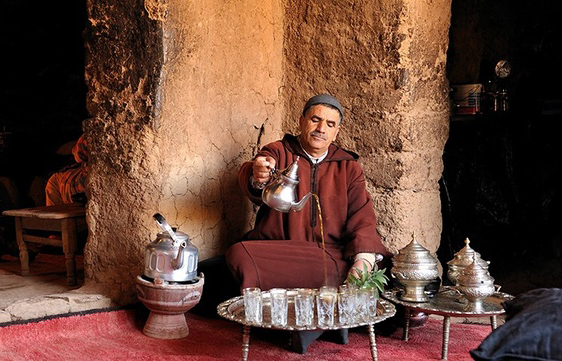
left=143, top=213, right=198, bottom=282
left=262, top=156, right=313, bottom=213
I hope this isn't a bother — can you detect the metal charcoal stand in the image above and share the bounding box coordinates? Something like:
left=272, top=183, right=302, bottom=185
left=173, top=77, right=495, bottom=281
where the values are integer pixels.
left=383, top=286, right=513, bottom=360
left=217, top=289, right=396, bottom=361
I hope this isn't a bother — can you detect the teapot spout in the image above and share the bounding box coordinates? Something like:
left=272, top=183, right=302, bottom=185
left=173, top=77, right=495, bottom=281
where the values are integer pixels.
left=290, top=192, right=313, bottom=212
left=171, top=241, right=187, bottom=269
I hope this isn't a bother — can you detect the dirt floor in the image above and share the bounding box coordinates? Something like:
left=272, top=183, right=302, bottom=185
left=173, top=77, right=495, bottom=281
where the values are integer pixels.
left=0, top=253, right=84, bottom=310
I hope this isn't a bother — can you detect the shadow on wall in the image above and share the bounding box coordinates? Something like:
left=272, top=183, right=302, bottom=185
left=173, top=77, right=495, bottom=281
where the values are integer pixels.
left=216, top=173, right=255, bottom=255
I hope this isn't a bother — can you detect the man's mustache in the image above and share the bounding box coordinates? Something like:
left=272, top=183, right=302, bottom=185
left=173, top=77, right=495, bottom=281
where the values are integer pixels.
left=310, top=131, right=327, bottom=140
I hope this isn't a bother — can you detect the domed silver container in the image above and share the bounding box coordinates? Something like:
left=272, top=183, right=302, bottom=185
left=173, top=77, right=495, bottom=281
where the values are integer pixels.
left=447, top=238, right=490, bottom=285
left=391, top=236, right=439, bottom=302
left=456, top=257, right=495, bottom=310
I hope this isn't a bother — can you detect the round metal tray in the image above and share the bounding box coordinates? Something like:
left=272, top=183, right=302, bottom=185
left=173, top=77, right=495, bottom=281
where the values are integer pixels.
left=217, top=288, right=396, bottom=331
left=383, top=286, right=514, bottom=316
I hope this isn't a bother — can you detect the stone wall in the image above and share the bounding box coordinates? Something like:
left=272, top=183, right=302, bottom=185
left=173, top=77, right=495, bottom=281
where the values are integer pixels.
left=283, top=0, right=451, bottom=254
left=83, top=0, right=450, bottom=303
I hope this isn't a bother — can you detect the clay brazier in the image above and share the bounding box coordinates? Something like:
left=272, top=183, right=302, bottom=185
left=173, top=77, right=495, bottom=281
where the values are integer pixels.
left=136, top=274, right=204, bottom=339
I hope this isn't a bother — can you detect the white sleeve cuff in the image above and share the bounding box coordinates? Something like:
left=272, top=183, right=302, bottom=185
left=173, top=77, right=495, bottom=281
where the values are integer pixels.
left=250, top=175, right=267, bottom=190
left=353, top=252, right=382, bottom=265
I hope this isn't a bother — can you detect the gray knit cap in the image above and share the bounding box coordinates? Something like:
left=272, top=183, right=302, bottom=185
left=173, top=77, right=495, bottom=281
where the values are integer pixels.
left=302, top=94, right=344, bottom=122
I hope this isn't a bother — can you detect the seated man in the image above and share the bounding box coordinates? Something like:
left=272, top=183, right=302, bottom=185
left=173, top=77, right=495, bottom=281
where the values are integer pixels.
left=226, top=94, right=392, bottom=353
left=45, top=135, right=88, bottom=206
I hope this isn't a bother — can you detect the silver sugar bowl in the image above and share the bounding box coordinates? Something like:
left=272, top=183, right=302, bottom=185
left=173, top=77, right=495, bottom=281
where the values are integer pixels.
left=456, top=257, right=495, bottom=310
left=391, top=234, right=439, bottom=302
left=447, top=238, right=490, bottom=285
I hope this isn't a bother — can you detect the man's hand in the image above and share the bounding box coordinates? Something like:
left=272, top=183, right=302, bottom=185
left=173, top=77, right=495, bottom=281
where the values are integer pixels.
left=253, top=156, right=276, bottom=184
left=346, top=258, right=373, bottom=281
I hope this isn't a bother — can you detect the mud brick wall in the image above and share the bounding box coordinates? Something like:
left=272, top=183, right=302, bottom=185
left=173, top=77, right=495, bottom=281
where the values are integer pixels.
left=83, top=0, right=450, bottom=303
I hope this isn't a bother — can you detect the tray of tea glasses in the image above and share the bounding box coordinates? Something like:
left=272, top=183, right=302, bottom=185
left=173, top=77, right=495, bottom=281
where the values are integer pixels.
left=217, top=288, right=396, bottom=331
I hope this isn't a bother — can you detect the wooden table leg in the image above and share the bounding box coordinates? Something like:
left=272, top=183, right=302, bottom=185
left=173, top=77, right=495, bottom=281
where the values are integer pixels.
left=242, top=325, right=251, bottom=361
left=61, top=218, right=77, bottom=286
left=14, top=217, right=30, bottom=276
left=490, top=315, right=497, bottom=330
left=368, top=324, right=378, bottom=361
left=441, top=315, right=451, bottom=360
left=403, top=307, right=411, bottom=341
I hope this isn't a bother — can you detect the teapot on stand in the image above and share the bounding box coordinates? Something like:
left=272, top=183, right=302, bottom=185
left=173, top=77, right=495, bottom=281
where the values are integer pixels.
left=143, top=213, right=198, bottom=283
left=261, top=156, right=313, bottom=213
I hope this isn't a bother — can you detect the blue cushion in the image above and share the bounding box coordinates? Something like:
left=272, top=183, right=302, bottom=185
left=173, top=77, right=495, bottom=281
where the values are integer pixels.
left=470, top=288, right=562, bottom=361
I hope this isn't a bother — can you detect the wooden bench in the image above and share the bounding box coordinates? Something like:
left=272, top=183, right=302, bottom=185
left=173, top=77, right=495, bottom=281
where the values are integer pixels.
left=2, top=204, right=87, bottom=286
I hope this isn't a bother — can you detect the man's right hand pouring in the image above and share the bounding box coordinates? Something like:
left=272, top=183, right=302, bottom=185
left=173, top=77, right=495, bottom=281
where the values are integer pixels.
left=252, top=156, right=276, bottom=185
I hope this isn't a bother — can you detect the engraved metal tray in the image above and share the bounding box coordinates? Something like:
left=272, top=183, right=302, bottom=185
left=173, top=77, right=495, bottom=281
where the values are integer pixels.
left=383, top=286, right=514, bottom=316
left=217, top=289, right=396, bottom=331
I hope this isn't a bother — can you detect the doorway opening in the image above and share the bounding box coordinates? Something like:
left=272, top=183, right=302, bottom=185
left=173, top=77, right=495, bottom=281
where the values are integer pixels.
left=439, top=0, right=562, bottom=296
left=0, top=0, right=89, bottom=312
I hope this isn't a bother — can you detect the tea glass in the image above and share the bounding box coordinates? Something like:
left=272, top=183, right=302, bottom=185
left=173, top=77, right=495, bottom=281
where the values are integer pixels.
left=269, top=288, right=288, bottom=326
left=316, top=286, right=337, bottom=327
left=367, top=289, right=378, bottom=317
left=294, top=288, right=315, bottom=327
left=355, top=288, right=370, bottom=323
left=338, top=284, right=356, bottom=325
left=243, top=287, right=263, bottom=324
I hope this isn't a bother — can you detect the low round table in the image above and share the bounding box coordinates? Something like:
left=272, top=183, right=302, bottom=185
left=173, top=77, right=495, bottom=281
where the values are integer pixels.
left=383, top=286, right=514, bottom=360
left=218, top=289, right=396, bottom=361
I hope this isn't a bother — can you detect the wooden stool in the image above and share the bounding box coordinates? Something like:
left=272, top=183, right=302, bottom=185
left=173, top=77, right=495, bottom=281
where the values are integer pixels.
left=2, top=204, right=87, bottom=286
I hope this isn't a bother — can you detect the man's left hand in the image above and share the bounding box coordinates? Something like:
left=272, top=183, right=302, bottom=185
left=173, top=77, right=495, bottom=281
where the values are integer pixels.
left=346, top=258, right=372, bottom=280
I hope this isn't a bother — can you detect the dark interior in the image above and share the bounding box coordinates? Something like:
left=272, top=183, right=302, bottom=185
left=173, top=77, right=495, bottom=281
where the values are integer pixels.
left=440, top=0, right=562, bottom=294
left=0, top=0, right=561, bottom=295
left=0, top=0, right=88, bottom=255
left=0, top=0, right=88, bottom=200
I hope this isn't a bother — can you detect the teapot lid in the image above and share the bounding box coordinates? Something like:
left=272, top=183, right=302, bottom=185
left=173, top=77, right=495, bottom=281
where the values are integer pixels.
left=447, top=238, right=489, bottom=268
left=157, top=230, right=189, bottom=243
left=457, top=256, right=494, bottom=286
left=393, top=233, right=438, bottom=266
left=280, top=156, right=301, bottom=180
left=454, top=238, right=481, bottom=258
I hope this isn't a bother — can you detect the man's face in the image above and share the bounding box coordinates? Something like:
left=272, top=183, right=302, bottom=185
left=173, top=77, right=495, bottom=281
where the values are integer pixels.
left=299, top=104, right=341, bottom=157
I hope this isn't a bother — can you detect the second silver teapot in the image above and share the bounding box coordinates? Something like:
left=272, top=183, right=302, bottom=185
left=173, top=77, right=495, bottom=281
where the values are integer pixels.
left=262, top=156, right=313, bottom=213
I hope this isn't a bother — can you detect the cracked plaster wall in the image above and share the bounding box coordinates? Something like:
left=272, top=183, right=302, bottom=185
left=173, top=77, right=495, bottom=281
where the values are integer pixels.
left=82, top=0, right=450, bottom=303
left=83, top=0, right=283, bottom=303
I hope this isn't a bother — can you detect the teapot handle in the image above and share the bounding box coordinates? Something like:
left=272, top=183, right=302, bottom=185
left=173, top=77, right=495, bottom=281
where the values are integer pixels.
left=153, top=213, right=183, bottom=247
left=269, top=165, right=278, bottom=177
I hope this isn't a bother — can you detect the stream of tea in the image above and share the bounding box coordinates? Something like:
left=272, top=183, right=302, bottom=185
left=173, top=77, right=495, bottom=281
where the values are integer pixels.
left=311, top=193, right=329, bottom=286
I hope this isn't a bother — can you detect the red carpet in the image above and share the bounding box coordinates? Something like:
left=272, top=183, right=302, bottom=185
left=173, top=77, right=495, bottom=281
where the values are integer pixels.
left=0, top=309, right=488, bottom=360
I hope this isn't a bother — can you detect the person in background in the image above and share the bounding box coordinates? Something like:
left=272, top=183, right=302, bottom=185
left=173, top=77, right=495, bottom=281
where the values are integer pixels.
left=45, top=134, right=88, bottom=206
left=225, top=94, right=392, bottom=353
